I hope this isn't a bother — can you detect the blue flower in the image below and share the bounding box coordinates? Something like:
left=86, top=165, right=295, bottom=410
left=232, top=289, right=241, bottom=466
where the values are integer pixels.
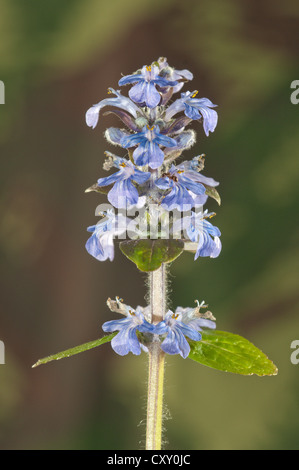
left=178, top=209, right=222, bottom=260
left=85, top=88, right=140, bottom=129
left=175, top=303, right=216, bottom=332
left=121, top=125, right=177, bottom=169
left=153, top=302, right=216, bottom=358
left=153, top=310, right=202, bottom=359
left=85, top=209, right=129, bottom=262
left=97, top=159, right=151, bottom=208
left=102, top=307, right=153, bottom=356
left=155, top=162, right=219, bottom=211
left=157, top=57, right=193, bottom=93
left=119, top=64, right=178, bottom=108
left=165, top=91, right=218, bottom=136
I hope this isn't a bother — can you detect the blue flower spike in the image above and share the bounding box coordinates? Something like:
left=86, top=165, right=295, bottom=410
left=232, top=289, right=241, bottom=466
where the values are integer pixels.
left=85, top=60, right=222, bottom=361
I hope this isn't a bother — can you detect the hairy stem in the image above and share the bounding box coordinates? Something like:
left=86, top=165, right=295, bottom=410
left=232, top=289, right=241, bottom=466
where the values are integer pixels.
left=146, top=264, right=167, bottom=450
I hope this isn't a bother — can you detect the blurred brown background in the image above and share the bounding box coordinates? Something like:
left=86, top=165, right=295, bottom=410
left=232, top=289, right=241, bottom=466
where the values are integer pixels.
left=0, top=0, right=299, bottom=449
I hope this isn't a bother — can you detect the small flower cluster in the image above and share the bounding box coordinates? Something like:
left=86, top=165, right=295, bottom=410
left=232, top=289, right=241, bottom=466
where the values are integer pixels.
left=85, top=58, right=221, bottom=262
left=104, top=297, right=216, bottom=359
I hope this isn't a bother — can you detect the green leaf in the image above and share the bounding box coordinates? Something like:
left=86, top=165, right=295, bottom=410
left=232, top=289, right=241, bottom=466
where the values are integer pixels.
left=204, top=185, right=221, bottom=205
left=32, top=333, right=116, bottom=368
left=119, top=238, right=184, bottom=272
left=85, top=183, right=111, bottom=195
left=188, top=330, right=278, bottom=376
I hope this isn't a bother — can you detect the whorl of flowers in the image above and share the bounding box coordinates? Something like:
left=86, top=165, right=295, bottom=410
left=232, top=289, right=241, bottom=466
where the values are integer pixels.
left=84, top=58, right=221, bottom=357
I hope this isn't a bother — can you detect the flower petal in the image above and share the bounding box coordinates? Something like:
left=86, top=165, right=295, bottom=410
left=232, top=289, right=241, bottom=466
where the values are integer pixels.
left=85, top=90, right=139, bottom=129
left=187, top=318, right=216, bottom=331
left=120, top=130, right=144, bottom=148
left=184, top=103, right=202, bottom=120
left=129, top=80, right=148, bottom=105
left=161, top=184, right=194, bottom=211
left=153, top=133, right=177, bottom=148
left=161, top=327, right=191, bottom=359
left=108, top=179, right=139, bottom=209
left=97, top=170, right=123, bottom=188
left=102, top=318, right=132, bottom=333
left=85, top=231, right=105, bottom=261
left=111, top=326, right=142, bottom=356
left=133, top=141, right=164, bottom=169
left=164, top=98, right=185, bottom=121
left=144, top=82, right=161, bottom=108
left=118, top=73, right=143, bottom=86
left=132, top=169, right=151, bottom=185
left=105, top=127, right=130, bottom=146
left=176, top=321, right=202, bottom=341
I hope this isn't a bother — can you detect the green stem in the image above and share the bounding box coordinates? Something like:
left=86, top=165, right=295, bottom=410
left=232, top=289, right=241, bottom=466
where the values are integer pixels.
left=146, top=263, right=167, bottom=450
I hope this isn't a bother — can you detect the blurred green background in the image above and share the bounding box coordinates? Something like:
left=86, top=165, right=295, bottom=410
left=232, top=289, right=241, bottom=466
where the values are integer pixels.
left=0, top=0, right=299, bottom=450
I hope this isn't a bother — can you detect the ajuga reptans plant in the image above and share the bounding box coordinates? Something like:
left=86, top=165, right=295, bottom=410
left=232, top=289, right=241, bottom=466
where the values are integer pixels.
left=33, top=58, right=278, bottom=450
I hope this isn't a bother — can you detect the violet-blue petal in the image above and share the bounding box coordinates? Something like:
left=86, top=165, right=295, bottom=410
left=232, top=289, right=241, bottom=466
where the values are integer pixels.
left=85, top=90, right=139, bottom=129
left=184, top=103, right=202, bottom=120
left=98, top=232, right=115, bottom=261
left=153, top=133, right=177, bottom=148
left=121, top=131, right=144, bottom=148
left=105, top=127, right=129, bottom=146
left=133, top=141, right=165, bottom=169
left=129, top=81, right=161, bottom=108
left=187, top=318, right=216, bottom=332
left=195, top=231, right=221, bottom=260
left=132, top=169, right=151, bottom=184
left=97, top=171, right=122, bottom=187
left=118, top=73, right=143, bottom=86
left=180, top=176, right=206, bottom=195
left=203, top=219, right=221, bottom=237
left=85, top=231, right=105, bottom=261
left=176, top=321, right=202, bottom=341
left=102, top=317, right=132, bottom=333
left=108, top=179, right=139, bottom=208
left=161, top=328, right=191, bottom=359
left=153, top=76, right=178, bottom=88
left=111, top=326, right=142, bottom=356
left=161, top=184, right=195, bottom=211
left=154, top=177, right=171, bottom=190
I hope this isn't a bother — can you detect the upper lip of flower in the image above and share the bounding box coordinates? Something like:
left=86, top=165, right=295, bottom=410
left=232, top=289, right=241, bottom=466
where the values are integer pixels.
left=85, top=59, right=221, bottom=268
left=119, top=64, right=179, bottom=87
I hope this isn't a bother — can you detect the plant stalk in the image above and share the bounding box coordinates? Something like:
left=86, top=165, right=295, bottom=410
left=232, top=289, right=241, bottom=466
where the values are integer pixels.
left=146, top=263, right=167, bottom=450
